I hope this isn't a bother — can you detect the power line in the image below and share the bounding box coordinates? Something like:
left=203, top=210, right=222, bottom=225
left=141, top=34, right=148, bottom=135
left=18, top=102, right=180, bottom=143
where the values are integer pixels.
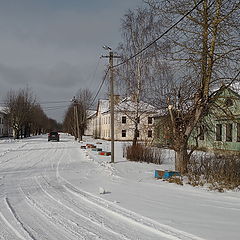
left=87, top=58, right=101, bottom=90
left=89, top=67, right=110, bottom=108
left=42, top=105, right=70, bottom=109
left=43, top=106, right=70, bottom=111
left=40, top=100, right=71, bottom=104
left=113, top=0, right=206, bottom=68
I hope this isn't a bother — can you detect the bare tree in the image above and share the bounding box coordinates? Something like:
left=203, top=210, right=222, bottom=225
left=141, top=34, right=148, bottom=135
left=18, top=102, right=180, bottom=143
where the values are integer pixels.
left=5, top=88, right=35, bottom=139
left=63, top=104, right=76, bottom=136
left=116, top=7, right=169, bottom=145
left=76, top=89, right=93, bottom=141
left=63, top=89, right=92, bottom=141
left=145, top=0, right=240, bottom=173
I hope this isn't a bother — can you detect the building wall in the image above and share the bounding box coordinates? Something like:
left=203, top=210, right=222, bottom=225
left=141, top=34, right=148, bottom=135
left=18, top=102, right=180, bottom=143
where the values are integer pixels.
left=99, top=111, right=155, bottom=141
left=0, top=112, right=4, bottom=137
left=189, top=87, right=240, bottom=153
left=0, top=112, right=12, bottom=137
left=85, top=117, right=95, bottom=136
left=191, top=120, right=240, bottom=153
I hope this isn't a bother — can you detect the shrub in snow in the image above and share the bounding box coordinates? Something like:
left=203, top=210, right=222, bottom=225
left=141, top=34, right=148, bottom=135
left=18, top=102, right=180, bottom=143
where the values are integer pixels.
left=124, top=144, right=163, bottom=164
left=187, top=153, right=240, bottom=191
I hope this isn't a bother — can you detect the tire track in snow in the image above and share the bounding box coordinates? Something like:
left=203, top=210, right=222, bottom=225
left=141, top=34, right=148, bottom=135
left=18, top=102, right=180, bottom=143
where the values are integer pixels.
left=5, top=197, right=37, bottom=240
left=33, top=176, right=131, bottom=240
left=40, top=175, right=147, bottom=240
left=20, top=187, right=87, bottom=240
left=0, top=211, right=25, bottom=240
left=0, top=142, right=29, bottom=166
left=56, top=157, right=206, bottom=240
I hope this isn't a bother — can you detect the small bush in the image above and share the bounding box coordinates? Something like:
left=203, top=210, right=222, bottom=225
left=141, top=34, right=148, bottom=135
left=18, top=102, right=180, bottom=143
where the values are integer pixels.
left=124, top=144, right=163, bottom=164
left=166, top=176, right=183, bottom=185
left=187, top=153, right=240, bottom=191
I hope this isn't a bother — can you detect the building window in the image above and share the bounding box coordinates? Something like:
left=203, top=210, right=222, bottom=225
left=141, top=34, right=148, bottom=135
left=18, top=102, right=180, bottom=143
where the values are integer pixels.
left=148, top=117, right=153, bottom=124
left=225, top=98, right=233, bottom=107
left=122, top=130, right=126, bottom=138
left=226, top=123, right=233, bottom=142
left=237, top=123, right=240, bottom=142
left=122, top=116, right=126, bottom=124
left=148, top=130, right=152, bottom=138
left=216, top=124, right=222, bottom=141
left=199, top=125, right=205, bottom=140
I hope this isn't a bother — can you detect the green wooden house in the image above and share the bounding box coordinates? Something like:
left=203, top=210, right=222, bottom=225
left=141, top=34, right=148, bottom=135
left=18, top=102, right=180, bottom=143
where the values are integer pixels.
left=189, top=85, right=240, bottom=154
left=155, top=85, right=240, bottom=154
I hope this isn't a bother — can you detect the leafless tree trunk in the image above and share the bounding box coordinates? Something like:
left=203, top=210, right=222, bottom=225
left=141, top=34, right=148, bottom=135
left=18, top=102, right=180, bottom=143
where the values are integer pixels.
left=63, top=89, right=92, bottom=141
left=116, top=7, right=168, bottom=145
left=146, top=0, right=240, bottom=173
left=76, top=89, right=93, bottom=141
left=5, top=88, right=35, bottom=139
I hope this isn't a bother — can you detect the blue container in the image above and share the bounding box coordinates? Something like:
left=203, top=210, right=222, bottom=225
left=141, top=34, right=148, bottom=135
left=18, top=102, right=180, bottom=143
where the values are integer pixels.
left=163, top=171, right=180, bottom=179
left=154, top=170, right=180, bottom=179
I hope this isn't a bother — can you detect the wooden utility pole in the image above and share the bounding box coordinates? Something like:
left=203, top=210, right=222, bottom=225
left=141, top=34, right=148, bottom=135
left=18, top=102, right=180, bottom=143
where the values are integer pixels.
left=72, top=96, right=80, bottom=142
left=102, top=47, right=120, bottom=163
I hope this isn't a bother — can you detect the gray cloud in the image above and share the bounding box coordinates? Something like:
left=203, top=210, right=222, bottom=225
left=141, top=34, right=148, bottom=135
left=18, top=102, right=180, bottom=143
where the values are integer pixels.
left=0, top=0, right=143, bottom=121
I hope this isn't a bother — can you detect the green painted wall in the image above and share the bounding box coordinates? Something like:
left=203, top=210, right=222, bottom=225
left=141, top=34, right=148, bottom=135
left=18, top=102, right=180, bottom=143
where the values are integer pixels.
left=189, top=87, right=240, bottom=153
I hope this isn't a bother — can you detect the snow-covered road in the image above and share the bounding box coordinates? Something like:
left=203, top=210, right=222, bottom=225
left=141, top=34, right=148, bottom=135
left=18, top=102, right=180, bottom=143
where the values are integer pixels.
left=0, top=134, right=239, bottom=240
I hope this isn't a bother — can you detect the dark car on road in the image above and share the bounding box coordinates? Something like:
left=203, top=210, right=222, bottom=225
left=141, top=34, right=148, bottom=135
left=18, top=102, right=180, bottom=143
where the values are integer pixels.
left=48, top=132, right=60, bottom=142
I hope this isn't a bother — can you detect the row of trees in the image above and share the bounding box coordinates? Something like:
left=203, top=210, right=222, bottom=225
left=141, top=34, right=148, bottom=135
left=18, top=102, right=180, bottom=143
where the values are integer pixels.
left=63, top=89, right=92, bottom=141
left=115, top=0, right=240, bottom=173
left=4, top=88, right=61, bottom=139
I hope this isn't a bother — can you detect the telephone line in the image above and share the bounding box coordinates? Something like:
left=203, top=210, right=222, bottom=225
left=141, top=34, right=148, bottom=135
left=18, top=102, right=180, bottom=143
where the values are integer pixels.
left=89, top=67, right=110, bottom=108
left=113, top=0, right=207, bottom=68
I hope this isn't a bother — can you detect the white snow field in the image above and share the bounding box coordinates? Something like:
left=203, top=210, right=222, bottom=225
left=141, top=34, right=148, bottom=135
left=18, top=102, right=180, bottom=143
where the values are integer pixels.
left=0, top=134, right=240, bottom=240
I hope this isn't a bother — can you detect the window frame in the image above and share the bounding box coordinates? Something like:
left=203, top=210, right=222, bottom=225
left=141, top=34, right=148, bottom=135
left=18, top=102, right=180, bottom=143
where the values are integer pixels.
left=216, top=124, right=222, bottom=141
left=122, top=116, right=127, bottom=124
left=148, top=130, right=152, bottom=138
left=226, top=123, right=233, bottom=142
left=148, top=117, right=153, bottom=125
left=122, top=129, right=126, bottom=138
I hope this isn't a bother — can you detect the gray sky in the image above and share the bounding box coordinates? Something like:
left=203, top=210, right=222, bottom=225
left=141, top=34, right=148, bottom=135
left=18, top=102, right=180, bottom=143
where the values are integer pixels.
left=0, top=0, right=143, bottom=122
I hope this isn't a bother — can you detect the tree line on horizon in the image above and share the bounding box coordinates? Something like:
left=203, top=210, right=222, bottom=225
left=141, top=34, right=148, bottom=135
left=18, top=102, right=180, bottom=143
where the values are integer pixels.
left=3, top=88, right=62, bottom=139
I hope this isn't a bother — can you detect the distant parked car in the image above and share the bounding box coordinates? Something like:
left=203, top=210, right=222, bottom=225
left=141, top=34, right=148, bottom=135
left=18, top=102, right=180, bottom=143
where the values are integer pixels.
left=48, top=132, right=60, bottom=142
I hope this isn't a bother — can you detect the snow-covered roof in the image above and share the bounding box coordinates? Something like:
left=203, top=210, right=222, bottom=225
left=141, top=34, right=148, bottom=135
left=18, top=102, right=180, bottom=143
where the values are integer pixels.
left=0, top=106, right=7, bottom=114
left=231, top=82, right=240, bottom=94
left=86, top=110, right=97, bottom=119
left=115, top=97, right=157, bottom=113
left=98, top=97, right=158, bottom=114
left=97, top=99, right=110, bottom=114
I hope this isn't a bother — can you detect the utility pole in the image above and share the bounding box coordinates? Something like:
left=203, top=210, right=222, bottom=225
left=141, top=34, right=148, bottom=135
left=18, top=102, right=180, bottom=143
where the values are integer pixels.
left=102, top=46, right=120, bottom=163
left=72, top=96, right=80, bottom=142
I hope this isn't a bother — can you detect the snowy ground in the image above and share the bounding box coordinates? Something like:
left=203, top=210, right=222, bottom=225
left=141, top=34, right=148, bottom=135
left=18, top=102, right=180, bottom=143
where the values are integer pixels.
left=0, top=134, right=239, bottom=240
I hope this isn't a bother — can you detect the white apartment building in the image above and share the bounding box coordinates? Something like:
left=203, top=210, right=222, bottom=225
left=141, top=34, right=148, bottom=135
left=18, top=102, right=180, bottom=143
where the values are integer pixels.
left=87, top=97, right=157, bottom=141
left=85, top=110, right=97, bottom=136
left=0, top=106, right=11, bottom=137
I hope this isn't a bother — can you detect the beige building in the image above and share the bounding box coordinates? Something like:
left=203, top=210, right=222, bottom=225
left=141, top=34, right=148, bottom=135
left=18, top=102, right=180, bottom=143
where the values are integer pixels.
left=84, top=110, right=97, bottom=136
left=87, top=97, right=157, bottom=141
left=0, top=106, right=12, bottom=137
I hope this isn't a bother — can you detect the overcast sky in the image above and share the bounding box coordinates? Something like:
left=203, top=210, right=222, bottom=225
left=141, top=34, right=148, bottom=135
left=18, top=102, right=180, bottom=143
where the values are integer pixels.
left=0, top=0, right=143, bottom=122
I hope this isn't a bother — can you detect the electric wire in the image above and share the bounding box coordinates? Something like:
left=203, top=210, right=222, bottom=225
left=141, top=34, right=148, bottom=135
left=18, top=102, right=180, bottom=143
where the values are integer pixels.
left=113, top=0, right=206, bottom=68
left=86, top=57, right=101, bottom=90
left=89, top=67, right=110, bottom=108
